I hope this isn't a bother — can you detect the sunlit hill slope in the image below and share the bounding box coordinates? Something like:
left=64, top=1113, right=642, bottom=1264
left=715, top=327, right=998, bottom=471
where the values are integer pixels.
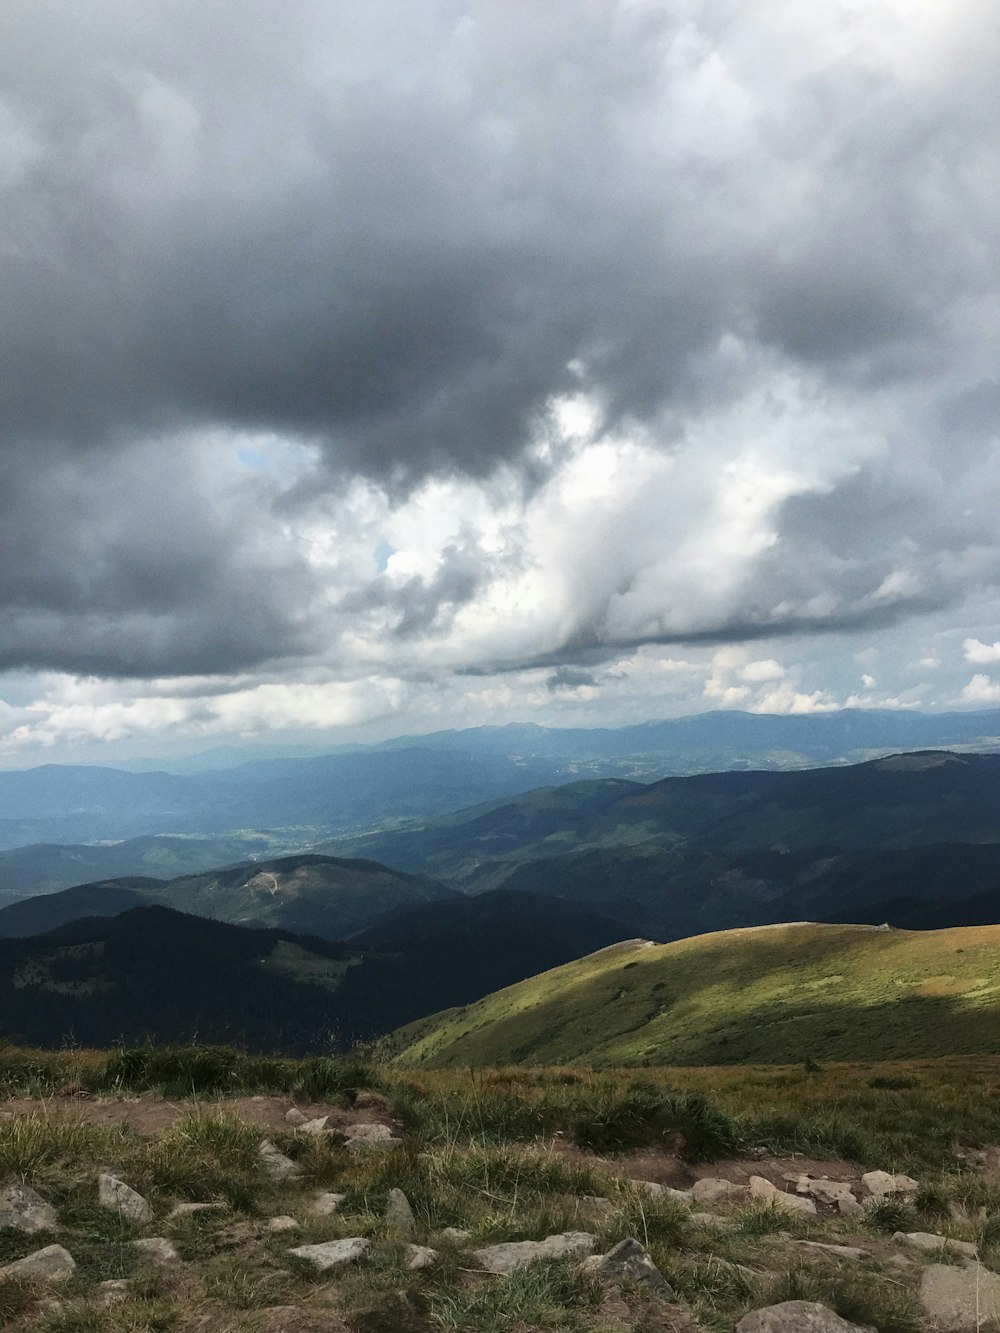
left=395, top=921, right=1000, bottom=1067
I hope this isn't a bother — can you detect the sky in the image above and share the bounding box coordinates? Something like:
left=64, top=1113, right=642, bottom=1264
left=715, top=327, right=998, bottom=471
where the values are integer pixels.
left=1, top=0, right=999, bottom=765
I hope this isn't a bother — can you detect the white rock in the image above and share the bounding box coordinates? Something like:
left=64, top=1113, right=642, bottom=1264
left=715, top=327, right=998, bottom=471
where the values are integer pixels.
left=692, top=1177, right=742, bottom=1205
left=131, top=1237, right=179, bottom=1264
left=920, top=1263, right=1000, bottom=1332
left=0, top=1244, right=76, bottom=1285
left=893, top=1231, right=978, bottom=1261
left=284, top=1108, right=307, bottom=1126
left=98, top=1173, right=154, bottom=1226
left=439, top=1227, right=472, bottom=1243
left=309, top=1192, right=347, bottom=1217
left=258, top=1140, right=301, bottom=1180
left=299, top=1116, right=330, bottom=1136
left=737, top=1301, right=875, bottom=1333
left=404, top=1244, right=438, bottom=1271
left=168, top=1201, right=228, bottom=1219
left=342, top=1122, right=400, bottom=1150
left=267, top=1216, right=300, bottom=1233
left=0, top=1183, right=57, bottom=1233
left=749, top=1176, right=817, bottom=1216
left=288, top=1237, right=370, bottom=1270
left=861, top=1170, right=918, bottom=1197
left=795, top=1178, right=857, bottom=1207
left=474, top=1231, right=596, bottom=1274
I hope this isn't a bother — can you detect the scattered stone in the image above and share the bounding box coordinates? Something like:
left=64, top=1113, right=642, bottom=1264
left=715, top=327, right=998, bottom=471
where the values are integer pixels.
left=582, top=1195, right=615, bottom=1214
left=861, top=1170, right=919, bottom=1197
left=300, top=1116, right=330, bottom=1136
left=893, top=1231, right=978, bottom=1261
left=259, top=1140, right=302, bottom=1180
left=404, top=1244, right=438, bottom=1271
left=749, top=1176, right=817, bottom=1216
left=474, top=1231, right=596, bottom=1274
left=439, top=1227, right=472, bottom=1243
left=632, top=1180, right=694, bottom=1206
left=737, top=1301, right=875, bottom=1333
left=98, top=1173, right=154, bottom=1226
left=288, top=1238, right=370, bottom=1271
left=341, top=1122, right=400, bottom=1150
left=0, top=1183, right=58, bottom=1233
left=268, top=1216, right=301, bottom=1233
left=691, top=1211, right=735, bottom=1230
left=385, top=1188, right=416, bottom=1238
left=96, top=1279, right=131, bottom=1304
left=789, top=1176, right=858, bottom=1207
left=583, top=1237, right=676, bottom=1295
left=920, top=1263, right=1000, bottom=1332
left=309, top=1192, right=347, bottom=1217
left=838, top=1195, right=863, bottom=1217
left=168, top=1201, right=229, bottom=1219
left=284, top=1108, right=308, bottom=1126
left=799, top=1241, right=870, bottom=1261
left=692, top=1177, right=742, bottom=1205
left=0, top=1244, right=76, bottom=1285
left=131, top=1237, right=179, bottom=1265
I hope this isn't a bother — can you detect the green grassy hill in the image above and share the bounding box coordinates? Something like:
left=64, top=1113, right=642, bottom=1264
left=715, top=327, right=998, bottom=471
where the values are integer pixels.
left=395, top=921, right=1000, bottom=1067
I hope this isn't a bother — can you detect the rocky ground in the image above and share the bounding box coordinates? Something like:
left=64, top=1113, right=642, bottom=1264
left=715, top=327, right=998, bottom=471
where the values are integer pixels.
left=0, top=1089, right=998, bottom=1332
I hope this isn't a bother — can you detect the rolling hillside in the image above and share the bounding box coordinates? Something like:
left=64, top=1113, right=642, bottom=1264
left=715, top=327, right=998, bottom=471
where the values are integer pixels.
left=395, top=921, right=1000, bottom=1067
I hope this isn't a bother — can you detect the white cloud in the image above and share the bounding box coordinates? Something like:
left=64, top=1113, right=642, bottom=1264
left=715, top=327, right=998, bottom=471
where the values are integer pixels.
left=961, top=674, right=1000, bottom=704
left=964, top=638, right=1000, bottom=664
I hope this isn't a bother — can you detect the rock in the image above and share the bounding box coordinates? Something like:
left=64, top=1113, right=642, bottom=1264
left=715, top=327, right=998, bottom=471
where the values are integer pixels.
left=168, top=1201, right=228, bottom=1219
left=309, top=1192, right=347, bottom=1217
left=749, top=1176, right=817, bottom=1216
left=632, top=1180, right=694, bottom=1206
left=342, top=1122, right=400, bottom=1150
left=691, top=1211, right=735, bottom=1230
left=737, top=1301, right=875, bottom=1333
left=386, top=1188, right=416, bottom=1238
left=98, top=1173, right=154, bottom=1226
left=861, top=1170, right=918, bottom=1197
left=793, top=1177, right=858, bottom=1207
left=799, top=1241, right=870, bottom=1261
left=353, top=1091, right=394, bottom=1114
left=439, top=1227, right=472, bottom=1243
left=284, top=1108, right=308, bottom=1126
left=268, top=1216, right=301, bottom=1233
left=131, top=1237, right=179, bottom=1264
left=692, top=1177, right=742, bottom=1205
left=920, top=1263, right=1000, bottom=1332
left=838, top=1195, right=863, bottom=1217
left=948, top=1201, right=987, bottom=1227
left=96, top=1279, right=130, bottom=1303
left=288, top=1238, right=370, bottom=1271
left=404, top=1244, right=438, bottom=1271
left=300, top=1116, right=330, bottom=1136
left=474, top=1231, right=596, bottom=1274
left=0, top=1244, right=76, bottom=1285
left=259, top=1140, right=302, bottom=1180
left=583, top=1238, right=675, bottom=1295
left=893, top=1231, right=978, bottom=1261
left=0, top=1183, right=58, bottom=1233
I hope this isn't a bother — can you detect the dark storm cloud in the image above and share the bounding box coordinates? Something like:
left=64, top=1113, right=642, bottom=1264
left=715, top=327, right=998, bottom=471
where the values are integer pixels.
left=0, top=0, right=997, bottom=679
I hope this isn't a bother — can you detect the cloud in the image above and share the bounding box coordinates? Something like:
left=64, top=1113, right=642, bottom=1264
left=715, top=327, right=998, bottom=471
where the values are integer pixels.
left=0, top=0, right=998, bottom=743
left=961, top=674, right=1000, bottom=705
left=965, top=639, right=1000, bottom=664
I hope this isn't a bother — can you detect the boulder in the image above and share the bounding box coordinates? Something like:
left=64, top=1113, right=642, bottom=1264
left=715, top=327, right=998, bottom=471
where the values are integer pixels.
left=474, top=1231, right=596, bottom=1274
left=0, top=1244, right=76, bottom=1285
left=920, top=1263, right=1000, bottom=1332
left=342, top=1122, right=400, bottom=1150
left=737, top=1301, right=875, bottom=1333
left=439, top=1227, right=472, bottom=1243
left=300, top=1116, right=330, bottom=1136
left=288, top=1238, right=370, bottom=1270
left=309, top=1192, right=347, bottom=1216
left=838, top=1195, right=863, bottom=1217
left=404, top=1244, right=438, bottom=1271
left=583, top=1238, right=675, bottom=1295
left=893, top=1231, right=978, bottom=1262
left=267, top=1216, right=300, bottom=1233
left=861, top=1170, right=918, bottom=1197
left=385, top=1188, right=415, bottom=1239
left=749, top=1176, right=817, bottom=1216
left=98, top=1173, right=154, bottom=1226
left=284, top=1108, right=308, bottom=1126
left=692, top=1177, right=742, bottom=1205
left=258, top=1140, right=302, bottom=1180
left=793, top=1177, right=858, bottom=1207
left=0, top=1183, right=57, bottom=1233
left=131, top=1237, right=179, bottom=1264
